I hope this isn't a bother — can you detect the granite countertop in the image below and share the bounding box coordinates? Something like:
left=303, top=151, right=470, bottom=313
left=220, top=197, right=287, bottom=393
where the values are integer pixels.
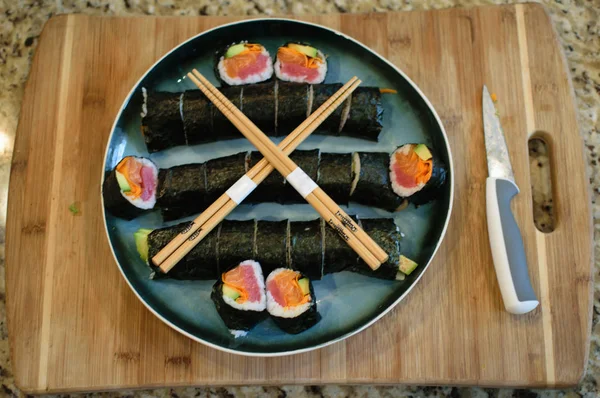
left=0, top=0, right=598, bottom=397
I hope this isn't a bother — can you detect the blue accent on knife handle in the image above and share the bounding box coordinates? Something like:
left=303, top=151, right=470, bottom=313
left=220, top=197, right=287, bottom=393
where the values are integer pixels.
left=486, top=177, right=539, bottom=314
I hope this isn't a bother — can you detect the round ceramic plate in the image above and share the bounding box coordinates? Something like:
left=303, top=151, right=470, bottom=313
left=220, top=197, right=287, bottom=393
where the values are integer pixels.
left=102, top=19, right=453, bottom=356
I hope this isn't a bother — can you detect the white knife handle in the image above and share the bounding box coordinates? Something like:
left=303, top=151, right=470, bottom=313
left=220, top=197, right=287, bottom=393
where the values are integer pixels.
left=486, top=177, right=539, bottom=314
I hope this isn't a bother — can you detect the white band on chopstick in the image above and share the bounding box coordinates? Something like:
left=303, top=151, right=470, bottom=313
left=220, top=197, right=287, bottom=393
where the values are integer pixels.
left=286, top=167, right=318, bottom=198
left=226, top=175, right=257, bottom=204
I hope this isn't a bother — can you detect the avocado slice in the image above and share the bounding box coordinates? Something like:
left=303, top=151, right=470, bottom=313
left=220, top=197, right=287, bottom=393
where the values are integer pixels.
left=116, top=171, right=131, bottom=192
left=222, top=284, right=241, bottom=300
left=225, top=43, right=246, bottom=59
left=288, top=43, right=318, bottom=58
left=399, top=255, right=418, bottom=275
left=414, top=144, right=432, bottom=161
left=298, top=278, right=310, bottom=295
left=134, top=228, right=153, bottom=262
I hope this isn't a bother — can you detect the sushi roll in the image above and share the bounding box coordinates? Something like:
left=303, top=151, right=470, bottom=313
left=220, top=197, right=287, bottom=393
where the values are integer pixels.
left=266, top=268, right=321, bottom=334
left=211, top=260, right=267, bottom=333
left=103, top=156, right=158, bottom=220
left=140, top=90, right=185, bottom=153
left=274, top=43, right=327, bottom=84
left=389, top=143, right=447, bottom=205
left=216, top=42, right=273, bottom=86
left=350, top=152, right=406, bottom=212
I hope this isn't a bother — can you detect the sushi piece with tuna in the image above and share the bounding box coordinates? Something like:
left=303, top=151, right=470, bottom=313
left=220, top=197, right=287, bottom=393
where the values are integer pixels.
left=102, top=156, right=158, bottom=220
left=274, top=43, right=327, bottom=84
left=266, top=268, right=321, bottom=334
left=216, top=42, right=273, bottom=86
left=211, top=260, right=268, bottom=334
left=389, top=143, right=447, bottom=205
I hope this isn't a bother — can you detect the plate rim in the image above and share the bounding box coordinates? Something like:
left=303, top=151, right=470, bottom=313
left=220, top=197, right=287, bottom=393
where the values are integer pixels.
left=100, top=17, right=455, bottom=357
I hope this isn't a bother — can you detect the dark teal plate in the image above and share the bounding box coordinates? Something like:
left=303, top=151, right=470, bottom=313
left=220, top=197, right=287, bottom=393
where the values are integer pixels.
left=102, top=19, right=453, bottom=356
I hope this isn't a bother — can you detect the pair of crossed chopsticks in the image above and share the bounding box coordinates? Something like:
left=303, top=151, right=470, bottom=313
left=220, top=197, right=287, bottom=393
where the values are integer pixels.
left=152, top=71, right=389, bottom=273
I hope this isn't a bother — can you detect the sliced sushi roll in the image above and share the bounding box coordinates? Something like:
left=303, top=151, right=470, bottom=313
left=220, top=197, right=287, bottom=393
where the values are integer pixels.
left=266, top=268, right=321, bottom=334
left=103, top=156, right=158, bottom=220
left=389, top=143, right=447, bottom=205
left=216, top=42, right=273, bottom=86
left=274, top=43, right=327, bottom=84
left=350, top=152, right=406, bottom=212
left=211, top=260, right=267, bottom=333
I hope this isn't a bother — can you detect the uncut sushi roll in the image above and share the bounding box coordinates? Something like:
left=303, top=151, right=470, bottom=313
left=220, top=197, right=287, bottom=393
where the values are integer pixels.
left=266, top=268, right=321, bottom=334
left=274, top=43, right=327, bottom=84
left=103, top=156, right=158, bottom=220
left=216, top=42, right=273, bottom=86
left=211, top=260, right=267, bottom=333
left=389, top=143, right=447, bottom=205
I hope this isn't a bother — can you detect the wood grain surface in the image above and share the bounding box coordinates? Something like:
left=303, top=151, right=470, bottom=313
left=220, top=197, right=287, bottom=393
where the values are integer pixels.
left=5, top=4, right=593, bottom=393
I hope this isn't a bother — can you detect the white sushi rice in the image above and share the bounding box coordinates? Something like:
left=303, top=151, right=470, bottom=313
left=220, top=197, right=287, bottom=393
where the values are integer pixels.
left=229, top=329, right=248, bottom=338
left=266, top=268, right=312, bottom=318
left=217, top=47, right=273, bottom=86
left=274, top=50, right=327, bottom=84
left=349, top=152, right=360, bottom=196
left=141, top=87, right=148, bottom=117
left=222, top=260, right=267, bottom=312
left=120, top=157, right=158, bottom=210
left=389, top=145, right=427, bottom=197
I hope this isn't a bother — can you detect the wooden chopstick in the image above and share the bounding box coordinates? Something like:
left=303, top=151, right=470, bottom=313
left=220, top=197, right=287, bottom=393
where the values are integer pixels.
left=153, top=77, right=362, bottom=271
left=188, top=70, right=388, bottom=270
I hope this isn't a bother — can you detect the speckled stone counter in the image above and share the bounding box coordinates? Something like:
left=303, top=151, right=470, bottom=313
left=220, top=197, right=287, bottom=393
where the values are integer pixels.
left=0, top=0, right=598, bottom=397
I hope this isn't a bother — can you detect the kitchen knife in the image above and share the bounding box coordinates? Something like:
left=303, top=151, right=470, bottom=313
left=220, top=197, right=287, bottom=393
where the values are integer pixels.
left=483, top=86, right=539, bottom=315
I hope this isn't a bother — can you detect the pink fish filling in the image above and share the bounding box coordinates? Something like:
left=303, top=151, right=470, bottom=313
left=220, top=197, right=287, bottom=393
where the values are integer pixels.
left=391, top=162, right=418, bottom=188
left=240, top=265, right=262, bottom=302
left=236, top=53, right=269, bottom=80
left=140, top=166, right=156, bottom=201
left=280, top=62, right=321, bottom=82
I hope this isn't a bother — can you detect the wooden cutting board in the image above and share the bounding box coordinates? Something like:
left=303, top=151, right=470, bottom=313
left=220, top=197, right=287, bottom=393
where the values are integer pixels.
left=6, top=4, right=593, bottom=393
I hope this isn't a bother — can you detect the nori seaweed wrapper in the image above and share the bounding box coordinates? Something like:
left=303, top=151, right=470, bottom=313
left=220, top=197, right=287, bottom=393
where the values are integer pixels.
left=255, top=220, right=288, bottom=276
left=246, top=151, right=285, bottom=203
left=211, top=279, right=267, bottom=331
left=103, top=169, right=147, bottom=220
left=205, top=152, right=248, bottom=204
left=147, top=222, right=218, bottom=280
left=407, top=147, right=448, bottom=205
left=212, top=86, right=243, bottom=140
left=322, top=217, right=358, bottom=274
left=289, top=220, right=323, bottom=280
left=268, top=270, right=321, bottom=334
left=179, top=225, right=219, bottom=279
left=156, top=163, right=207, bottom=221
left=317, top=152, right=352, bottom=204
left=282, top=149, right=319, bottom=203
left=341, top=87, right=383, bottom=141
left=311, top=83, right=343, bottom=135
left=141, top=91, right=185, bottom=152
left=182, top=90, right=213, bottom=145
left=352, top=152, right=404, bottom=212
left=276, top=82, right=309, bottom=136
left=241, top=82, right=276, bottom=134
left=217, top=220, right=256, bottom=273
left=345, top=218, right=400, bottom=280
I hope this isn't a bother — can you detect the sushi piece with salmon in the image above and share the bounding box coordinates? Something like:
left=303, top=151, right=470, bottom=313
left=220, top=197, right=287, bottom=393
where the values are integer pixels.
left=216, top=42, right=273, bottom=86
left=274, top=43, right=327, bottom=84
left=102, top=156, right=158, bottom=220
left=211, top=260, right=267, bottom=334
left=389, top=143, right=447, bottom=205
left=266, top=268, right=320, bottom=334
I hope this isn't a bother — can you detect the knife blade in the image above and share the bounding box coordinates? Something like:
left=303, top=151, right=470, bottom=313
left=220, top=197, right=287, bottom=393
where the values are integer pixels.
left=483, top=86, right=539, bottom=315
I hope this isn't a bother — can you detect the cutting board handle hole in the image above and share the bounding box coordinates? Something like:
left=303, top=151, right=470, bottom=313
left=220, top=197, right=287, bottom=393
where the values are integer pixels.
left=528, top=135, right=556, bottom=233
